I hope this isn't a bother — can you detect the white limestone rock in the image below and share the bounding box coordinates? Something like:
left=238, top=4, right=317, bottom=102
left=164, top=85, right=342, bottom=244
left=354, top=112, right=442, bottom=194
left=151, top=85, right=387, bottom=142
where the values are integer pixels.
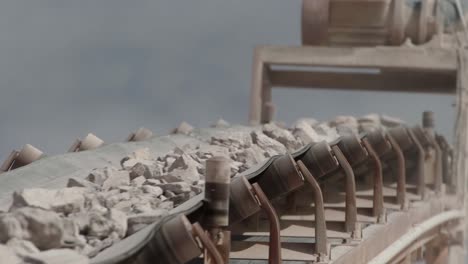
left=210, top=130, right=253, bottom=150
left=159, top=182, right=191, bottom=194
left=87, top=167, right=130, bottom=191
left=130, top=176, right=146, bottom=187
left=6, top=238, right=40, bottom=255
left=142, top=185, right=163, bottom=197
left=233, top=145, right=266, bottom=171
left=313, top=123, right=340, bottom=142
left=292, top=120, right=321, bottom=144
left=250, top=131, right=287, bottom=157
left=11, top=187, right=87, bottom=214
left=127, top=210, right=168, bottom=235
left=263, top=123, right=302, bottom=151
left=67, top=178, right=100, bottom=191
left=108, top=209, right=127, bottom=239
left=0, top=244, right=22, bottom=264
left=329, top=116, right=359, bottom=130
left=380, top=115, right=405, bottom=127
left=0, top=207, right=64, bottom=250
left=173, top=121, right=194, bottom=135
left=212, top=118, right=230, bottom=128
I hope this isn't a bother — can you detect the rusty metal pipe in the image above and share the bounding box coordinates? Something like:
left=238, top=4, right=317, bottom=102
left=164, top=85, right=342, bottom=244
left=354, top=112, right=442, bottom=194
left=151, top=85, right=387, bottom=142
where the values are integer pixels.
left=407, top=129, right=426, bottom=198
left=331, top=145, right=357, bottom=234
left=252, top=183, right=282, bottom=264
left=362, top=138, right=384, bottom=220
left=430, top=138, right=443, bottom=193
left=297, top=161, right=328, bottom=257
left=387, top=135, right=406, bottom=210
left=192, top=222, right=224, bottom=264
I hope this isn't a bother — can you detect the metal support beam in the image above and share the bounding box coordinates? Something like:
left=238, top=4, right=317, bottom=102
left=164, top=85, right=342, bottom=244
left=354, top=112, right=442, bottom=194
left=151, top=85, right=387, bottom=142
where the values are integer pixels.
left=388, top=135, right=407, bottom=210
left=362, top=138, right=385, bottom=222
left=251, top=183, right=282, bottom=264
left=297, top=160, right=328, bottom=258
left=331, top=145, right=358, bottom=235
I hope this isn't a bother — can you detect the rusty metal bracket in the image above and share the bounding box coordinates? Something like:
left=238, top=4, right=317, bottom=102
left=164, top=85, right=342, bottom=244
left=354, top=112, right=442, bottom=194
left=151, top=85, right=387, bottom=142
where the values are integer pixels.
left=430, top=137, right=443, bottom=193
left=362, top=138, right=385, bottom=222
left=407, top=129, right=426, bottom=198
left=192, top=222, right=224, bottom=264
left=387, top=135, right=407, bottom=210
left=0, top=150, right=19, bottom=173
left=297, top=160, right=328, bottom=258
left=251, top=182, right=282, bottom=264
left=331, top=145, right=358, bottom=235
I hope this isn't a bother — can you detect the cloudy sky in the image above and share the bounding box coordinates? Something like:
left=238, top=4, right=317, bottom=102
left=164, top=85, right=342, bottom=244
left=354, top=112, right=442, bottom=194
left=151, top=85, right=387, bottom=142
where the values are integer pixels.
left=0, top=0, right=456, bottom=161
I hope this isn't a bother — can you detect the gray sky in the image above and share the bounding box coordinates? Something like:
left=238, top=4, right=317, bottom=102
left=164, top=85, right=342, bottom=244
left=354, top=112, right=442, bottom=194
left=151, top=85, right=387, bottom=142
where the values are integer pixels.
left=0, top=0, right=456, bottom=161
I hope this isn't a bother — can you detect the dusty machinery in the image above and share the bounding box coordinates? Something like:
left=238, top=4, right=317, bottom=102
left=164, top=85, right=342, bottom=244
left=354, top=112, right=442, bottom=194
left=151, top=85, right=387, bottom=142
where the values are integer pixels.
left=1, top=1, right=468, bottom=264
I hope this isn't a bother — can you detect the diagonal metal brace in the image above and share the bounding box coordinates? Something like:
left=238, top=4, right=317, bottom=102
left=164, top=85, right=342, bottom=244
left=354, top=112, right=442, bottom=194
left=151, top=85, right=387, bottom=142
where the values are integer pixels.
left=331, top=145, right=358, bottom=234
left=407, top=129, right=426, bottom=198
left=192, top=222, right=224, bottom=264
left=362, top=138, right=385, bottom=222
left=387, top=135, right=406, bottom=210
left=251, top=183, right=282, bottom=264
left=297, top=160, right=328, bottom=258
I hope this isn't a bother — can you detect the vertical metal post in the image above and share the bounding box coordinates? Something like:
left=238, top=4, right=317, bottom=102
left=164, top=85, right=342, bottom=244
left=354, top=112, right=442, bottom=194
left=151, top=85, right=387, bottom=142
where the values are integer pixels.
left=204, top=156, right=231, bottom=263
left=297, top=161, right=328, bottom=259
left=331, top=145, right=358, bottom=236
left=362, top=139, right=385, bottom=222
left=423, top=111, right=443, bottom=192
left=388, top=135, right=407, bottom=210
left=249, top=47, right=263, bottom=125
left=251, top=183, right=282, bottom=264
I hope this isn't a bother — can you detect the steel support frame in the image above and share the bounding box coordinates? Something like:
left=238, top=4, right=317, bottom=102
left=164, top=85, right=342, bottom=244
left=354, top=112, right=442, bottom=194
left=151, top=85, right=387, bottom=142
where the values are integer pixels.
left=249, top=45, right=465, bottom=261
left=249, top=45, right=458, bottom=125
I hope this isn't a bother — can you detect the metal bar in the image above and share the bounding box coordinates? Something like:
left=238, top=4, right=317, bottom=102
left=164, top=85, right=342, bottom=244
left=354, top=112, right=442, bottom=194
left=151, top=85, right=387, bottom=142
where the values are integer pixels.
left=257, top=46, right=457, bottom=72
left=252, top=183, right=282, bottom=264
left=192, top=222, right=224, bottom=264
left=297, top=160, right=328, bottom=258
left=362, top=138, right=385, bottom=221
left=407, top=129, right=426, bottom=198
left=268, top=69, right=456, bottom=94
left=331, top=145, right=358, bottom=234
left=388, top=135, right=407, bottom=210
left=430, top=137, right=443, bottom=193
left=367, top=210, right=463, bottom=264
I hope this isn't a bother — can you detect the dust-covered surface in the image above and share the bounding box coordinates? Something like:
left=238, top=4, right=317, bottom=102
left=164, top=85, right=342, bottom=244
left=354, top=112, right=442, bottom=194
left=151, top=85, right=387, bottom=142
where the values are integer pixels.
left=0, top=114, right=403, bottom=262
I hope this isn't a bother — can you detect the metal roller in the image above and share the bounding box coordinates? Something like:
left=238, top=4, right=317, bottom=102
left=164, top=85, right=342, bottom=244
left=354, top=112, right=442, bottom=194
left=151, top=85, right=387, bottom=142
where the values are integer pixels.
left=301, top=0, right=440, bottom=47
left=79, top=133, right=104, bottom=151
left=229, top=176, right=261, bottom=225
left=204, top=156, right=231, bottom=228
left=363, top=129, right=392, bottom=157
left=336, top=134, right=368, bottom=166
left=411, top=126, right=432, bottom=148
left=256, top=154, right=304, bottom=200
left=128, top=127, right=153, bottom=142
left=297, top=142, right=339, bottom=178
left=11, top=144, right=44, bottom=169
left=131, top=215, right=201, bottom=264
left=422, top=111, right=435, bottom=130
left=388, top=126, right=414, bottom=151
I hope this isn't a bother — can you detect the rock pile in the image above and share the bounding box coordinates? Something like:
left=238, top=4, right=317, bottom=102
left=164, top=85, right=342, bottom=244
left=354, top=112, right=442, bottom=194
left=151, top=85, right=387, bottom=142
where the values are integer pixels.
left=0, top=114, right=403, bottom=262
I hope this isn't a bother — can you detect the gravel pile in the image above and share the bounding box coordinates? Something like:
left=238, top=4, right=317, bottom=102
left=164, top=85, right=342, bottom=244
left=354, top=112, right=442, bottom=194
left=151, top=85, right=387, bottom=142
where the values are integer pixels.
left=0, top=114, right=403, bottom=262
